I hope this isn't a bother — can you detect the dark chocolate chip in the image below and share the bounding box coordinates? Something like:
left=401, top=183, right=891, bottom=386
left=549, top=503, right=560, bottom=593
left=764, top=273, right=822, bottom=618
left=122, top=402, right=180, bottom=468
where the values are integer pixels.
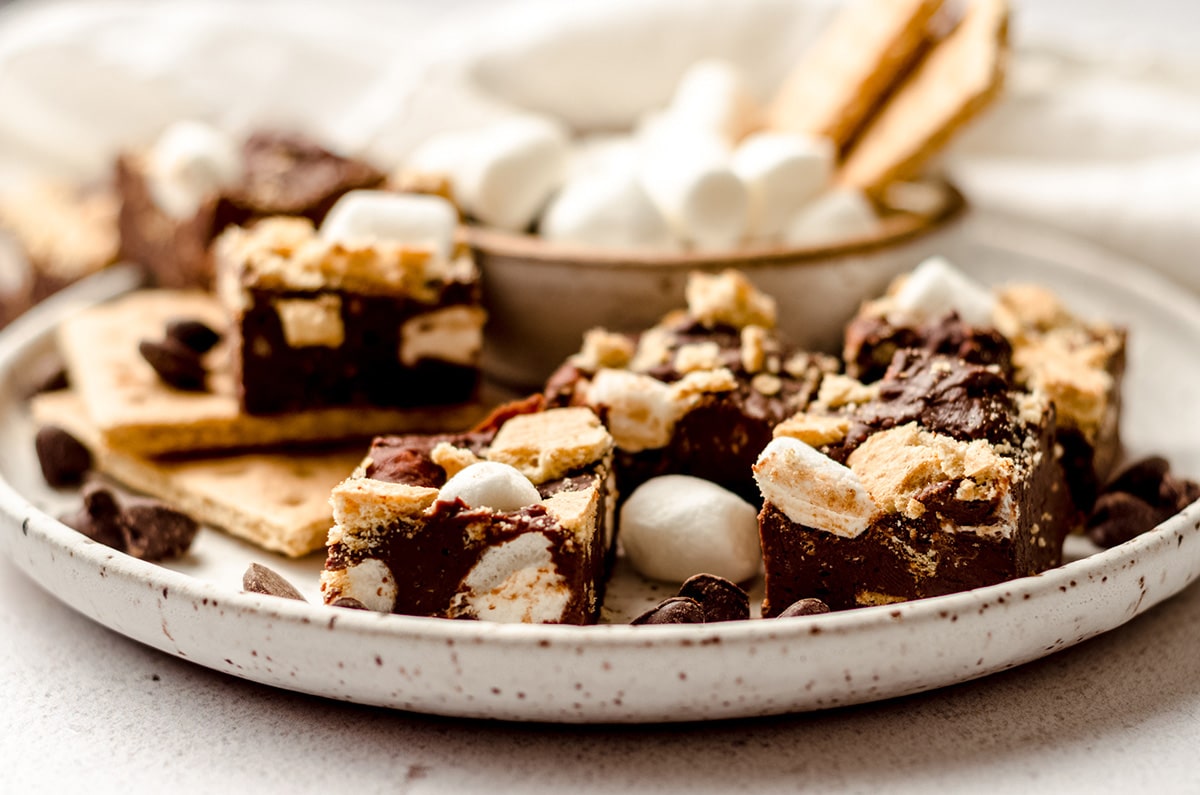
left=166, top=318, right=221, bottom=354
left=242, top=563, right=306, bottom=601
left=34, top=425, right=92, bottom=487
left=138, top=339, right=207, bottom=391
left=120, top=498, right=199, bottom=561
left=1104, top=457, right=1171, bottom=504
left=331, top=597, right=367, bottom=610
left=776, top=598, right=832, bottom=618
left=1087, top=493, right=1165, bottom=548
left=73, top=484, right=126, bottom=549
left=677, top=573, right=750, bottom=622
left=631, top=596, right=706, bottom=625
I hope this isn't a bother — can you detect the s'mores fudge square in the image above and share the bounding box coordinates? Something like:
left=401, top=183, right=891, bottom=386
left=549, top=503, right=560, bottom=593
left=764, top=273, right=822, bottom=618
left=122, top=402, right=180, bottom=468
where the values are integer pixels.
left=544, top=270, right=836, bottom=503
left=843, top=257, right=1126, bottom=510
left=216, top=215, right=485, bottom=416
left=117, top=128, right=384, bottom=289
left=321, top=407, right=616, bottom=625
left=753, top=350, right=1074, bottom=614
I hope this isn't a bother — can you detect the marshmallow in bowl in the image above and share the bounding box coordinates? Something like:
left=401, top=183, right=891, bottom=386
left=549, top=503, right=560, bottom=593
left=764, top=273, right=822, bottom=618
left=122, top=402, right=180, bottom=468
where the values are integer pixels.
left=539, top=170, right=677, bottom=252
left=892, top=256, right=996, bottom=327
left=457, top=115, right=570, bottom=232
left=145, top=120, right=242, bottom=219
left=319, top=191, right=458, bottom=262
left=619, top=474, right=761, bottom=583
left=437, top=461, right=542, bottom=512
left=662, top=59, right=761, bottom=145
left=783, top=188, right=879, bottom=248
left=732, top=131, right=835, bottom=241
left=637, top=131, right=748, bottom=251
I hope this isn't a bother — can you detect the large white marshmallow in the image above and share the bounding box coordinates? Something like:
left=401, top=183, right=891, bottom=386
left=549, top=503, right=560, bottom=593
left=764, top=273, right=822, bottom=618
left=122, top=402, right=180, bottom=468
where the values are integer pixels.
left=146, top=120, right=242, bottom=220
left=783, top=188, right=879, bottom=248
left=564, top=133, right=640, bottom=183
left=620, top=475, right=761, bottom=584
left=638, top=131, right=748, bottom=252
left=405, top=128, right=481, bottom=177
left=437, top=461, right=542, bottom=512
left=893, top=256, right=997, bottom=327
left=665, top=59, right=760, bottom=146
left=457, top=115, right=570, bottom=232
left=733, top=132, right=835, bottom=242
left=539, top=170, right=676, bottom=252
left=320, top=190, right=458, bottom=262
left=752, top=436, right=876, bottom=538
left=452, top=533, right=571, bottom=623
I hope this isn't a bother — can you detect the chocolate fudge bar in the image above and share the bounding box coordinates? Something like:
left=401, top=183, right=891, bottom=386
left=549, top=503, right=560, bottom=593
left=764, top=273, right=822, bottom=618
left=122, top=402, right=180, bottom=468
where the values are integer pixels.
left=215, top=215, right=485, bottom=415
left=844, top=264, right=1125, bottom=510
left=321, top=407, right=616, bottom=624
left=753, top=350, right=1075, bottom=614
left=117, top=131, right=384, bottom=289
left=544, top=270, right=837, bottom=503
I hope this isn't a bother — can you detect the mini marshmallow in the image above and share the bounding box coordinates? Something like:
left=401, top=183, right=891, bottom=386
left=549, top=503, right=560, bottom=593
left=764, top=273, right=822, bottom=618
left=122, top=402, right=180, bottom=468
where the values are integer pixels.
left=732, top=132, right=835, bottom=241
left=783, top=189, right=879, bottom=248
left=539, top=171, right=676, bottom=252
left=565, top=133, right=640, bottom=183
left=437, top=461, right=542, bottom=512
left=664, top=59, right=760, bottom=145
left=638, top=131, right=748, bottom=252
left=619, top=475, right=761, bottom=583
left=457, top=115, right=570, bottom=232
left=320, top=191, right=458, bottom=262
left=752, top=436, right=876, bottom=538
left=146, top=120, right=242, bottom=219
left=892, top=256, right=997, bottom=327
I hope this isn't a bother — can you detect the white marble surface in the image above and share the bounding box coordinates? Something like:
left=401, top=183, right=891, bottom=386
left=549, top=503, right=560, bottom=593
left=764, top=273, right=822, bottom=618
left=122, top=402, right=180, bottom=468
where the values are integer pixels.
left=5, top=0, right=1200, bottom=791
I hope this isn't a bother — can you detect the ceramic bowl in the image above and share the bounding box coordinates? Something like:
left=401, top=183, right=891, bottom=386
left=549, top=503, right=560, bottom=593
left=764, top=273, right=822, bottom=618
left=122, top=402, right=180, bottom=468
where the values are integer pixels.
left=469, top=178, right=967, bottom=389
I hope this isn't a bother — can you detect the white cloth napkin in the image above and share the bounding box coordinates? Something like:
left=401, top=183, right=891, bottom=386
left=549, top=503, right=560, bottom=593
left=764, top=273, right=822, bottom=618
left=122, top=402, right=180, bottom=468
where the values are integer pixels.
left=0, top=0, right=1196, bottom=292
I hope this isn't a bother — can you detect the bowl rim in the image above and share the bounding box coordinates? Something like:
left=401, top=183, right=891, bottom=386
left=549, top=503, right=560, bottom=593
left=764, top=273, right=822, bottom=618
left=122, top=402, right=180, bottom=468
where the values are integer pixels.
left=464, top=177, right=967, bottom=270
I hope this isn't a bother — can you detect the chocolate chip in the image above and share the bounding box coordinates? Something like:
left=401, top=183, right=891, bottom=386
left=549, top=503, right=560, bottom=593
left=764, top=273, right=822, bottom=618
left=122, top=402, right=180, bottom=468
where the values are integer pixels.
left=35, top=425, right=92, bottom=487
left=121, top=498, right=199, bottom=561
left=242, top=563, right=306, bottom=601
left=776, top=597, right=831, bottom=618
left=69, top=484, right=126, bottom=549
left=166, top=318, right=221, bottom=354
left=1086, top=457, right=1200, bottom=548
left=138, top=339, right=206, bottom=391
left=631, top=596, right=706, bottom=625
left=677, top=573, right=750, bottom=622
left=1087, top=493, right=1167, bottom=548
left=331, top=597, right=367, bottom=610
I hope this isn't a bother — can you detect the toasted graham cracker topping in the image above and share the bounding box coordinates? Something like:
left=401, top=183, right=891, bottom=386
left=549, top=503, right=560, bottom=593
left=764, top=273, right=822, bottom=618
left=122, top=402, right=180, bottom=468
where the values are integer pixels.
left=485, top=407, right=612, bottom=484
left=685, top=270, right=777, bottom=330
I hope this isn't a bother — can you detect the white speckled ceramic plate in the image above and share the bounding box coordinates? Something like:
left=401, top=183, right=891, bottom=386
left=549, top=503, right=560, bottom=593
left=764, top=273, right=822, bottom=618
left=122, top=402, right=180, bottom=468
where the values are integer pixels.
left=1, top=214, right=1199, bottom=723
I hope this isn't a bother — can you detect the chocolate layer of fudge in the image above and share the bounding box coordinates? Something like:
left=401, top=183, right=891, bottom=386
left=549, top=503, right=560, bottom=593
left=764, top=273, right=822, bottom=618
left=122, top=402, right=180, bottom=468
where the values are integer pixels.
left=0, top=181, right=119, bottom=323
left=321, top=407, right=616, bottom=624
left=117, top=131, right=384, bottom=289
left=753, top=350, right=1075, bottom=614
left=544, top=270, right=837, bottom=503
left=843, top=261, right=1125, bottom=510
left=216, top=215, right=485, bottom=415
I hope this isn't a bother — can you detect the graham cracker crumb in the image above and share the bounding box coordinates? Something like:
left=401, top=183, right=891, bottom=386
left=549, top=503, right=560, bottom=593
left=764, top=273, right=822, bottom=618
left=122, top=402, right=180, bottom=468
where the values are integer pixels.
left=486, top=408, right=612, bottom=484
left=685, top=270, right=777, bottom=330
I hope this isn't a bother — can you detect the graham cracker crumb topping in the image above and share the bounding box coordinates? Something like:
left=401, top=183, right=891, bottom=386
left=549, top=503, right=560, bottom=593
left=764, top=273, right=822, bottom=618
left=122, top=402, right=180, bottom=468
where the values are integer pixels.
left=685, top=270, right=777, bottom=330
left=486, top=408, right=612, bottom=484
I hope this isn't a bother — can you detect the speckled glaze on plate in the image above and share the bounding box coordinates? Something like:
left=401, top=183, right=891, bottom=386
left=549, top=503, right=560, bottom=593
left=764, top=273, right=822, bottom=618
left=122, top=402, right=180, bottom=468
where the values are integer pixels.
left=1, top=214, right=1198, bottom=724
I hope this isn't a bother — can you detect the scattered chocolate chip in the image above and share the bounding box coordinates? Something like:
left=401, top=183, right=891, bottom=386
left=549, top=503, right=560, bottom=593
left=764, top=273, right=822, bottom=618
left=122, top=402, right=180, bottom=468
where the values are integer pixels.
left=166, top=318, right=221, bottom=354
left=631, top=596, right=706, bottom=625
left=34, top=425, right=92, bottom=487
left=121, top=498, right=199, bottom=561
left=1086, top=457, right=1200, bottom=548
left=677, top=573, right=750, bottom=622
left=776, top=597, right=831, bottom=618
left=331, top=597, right=367, bottom=610
left=242, top=562, right=306, bottom=601
left=138, top=339, right=207, bottom=391
left=66, top=484, right=126, bottom=549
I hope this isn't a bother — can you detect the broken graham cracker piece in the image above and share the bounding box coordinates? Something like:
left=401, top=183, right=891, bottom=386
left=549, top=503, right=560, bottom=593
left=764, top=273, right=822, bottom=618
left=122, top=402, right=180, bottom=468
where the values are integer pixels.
left=838, top=0, right=1009, bottom=194
left=57, top=289, right=488, bottom=457
left=768, top=0, right=945, bottom=150
left=33, top=390, right=359, bottom=557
